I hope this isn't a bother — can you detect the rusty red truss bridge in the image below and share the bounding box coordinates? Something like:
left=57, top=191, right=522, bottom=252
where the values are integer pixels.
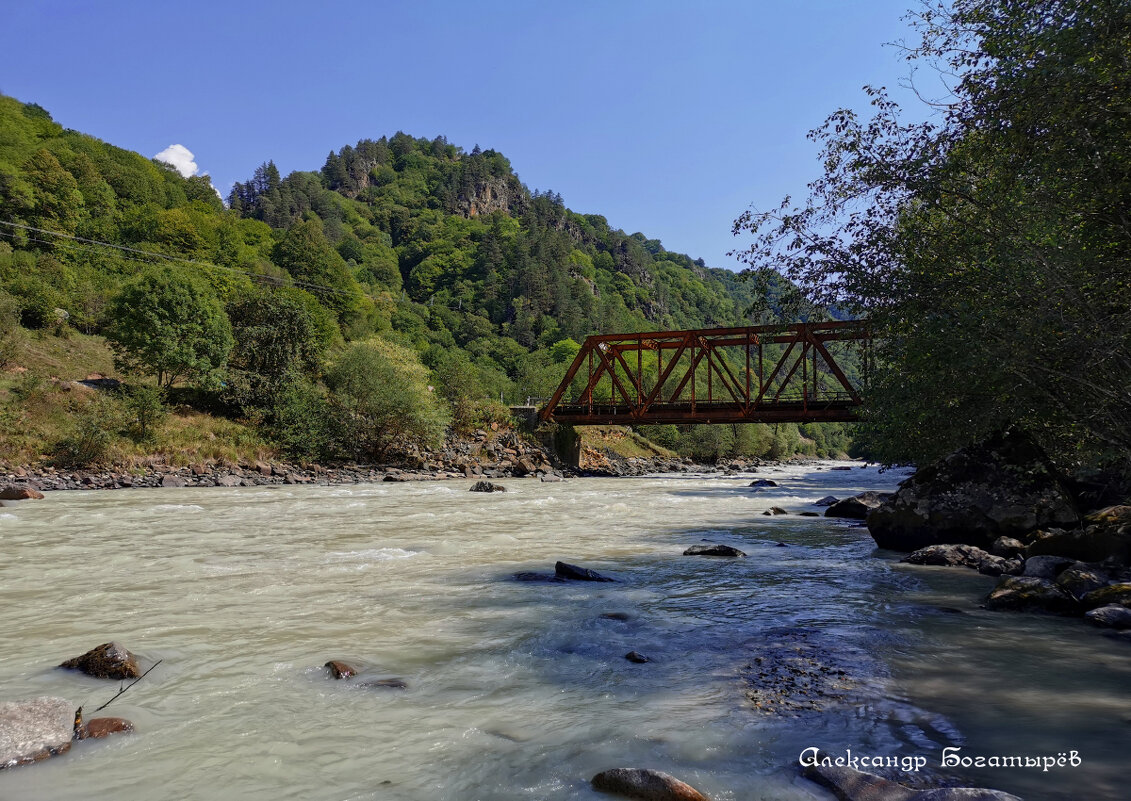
left=538, top=321, right=870, bottom=426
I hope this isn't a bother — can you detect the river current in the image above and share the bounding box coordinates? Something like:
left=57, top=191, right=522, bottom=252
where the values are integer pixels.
left=0, top=463, right=1127, bottom=800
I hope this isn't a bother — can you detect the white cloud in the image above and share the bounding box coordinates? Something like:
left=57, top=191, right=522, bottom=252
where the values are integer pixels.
left=154, top=144, right=199, bottom=178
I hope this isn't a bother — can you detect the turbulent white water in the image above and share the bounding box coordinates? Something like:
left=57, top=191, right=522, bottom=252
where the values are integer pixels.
left=0, top=463, right=1127, bottom=800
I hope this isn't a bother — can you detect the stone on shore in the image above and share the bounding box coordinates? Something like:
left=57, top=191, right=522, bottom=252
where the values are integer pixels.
left=901, top=544, right=1008, bottom=576
left=803, top=759, right=1022, bottom=801
left=59, top=642, right=141, bottom=679
left=0, top=697, right=73, bottom=769
left=555, top=561, right=615, bottom=582
left=683, top=544, right=746, bottom=558
left=78, top=717, right=134, bottom=740
left=991, top=537, right=1025, bottom=558
left=1055, top=564, right=1111, bottom=598
left=1084, top=605, right=1131, bottom=629
left=867, top=430, right=1078, bottom=552
left=984, top=576, right=1079, bottom=615
left=470, top=480, right=506, bottom=493
left=160, top=474, right=186, bottom=488
left=1080, top=583, right=1131, bottom=610
left=1021, top=555, right=1075, bottom=580
left=825, top=492, right=891, bottom=520
left=591, top=767, right=709, bottom=801
left=0, top=487, right=44, bottom=500
left=1024, top=520, right=1131, bottom=564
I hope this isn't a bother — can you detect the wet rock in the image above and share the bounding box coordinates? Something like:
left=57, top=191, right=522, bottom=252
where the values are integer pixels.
left=600, top=612, right=632, bottom=621
left=1084, top=605, right=1131, bottom=629
left=591, top=767, right=709, bottom=801
left=1055, top=564, right=1111, bottom=599
left=868, top=430, right=1078, bottom=552
left=803, top=760, right=1022, bottom=801
left=749, top=479, right=778, bottom=487
left=769, top=506, right=788, bottom=515
left=825, top=492, right=892, bottom=521
left=470, top=480, right=506, bottom=493
left=357, top=678, right=408, bottom=689
left=815, top=496, right=839, bottom=506
left=160, top=474, right=186, bottom=488
left=1024, top=523, right=1131, bottom=564
left=991, top=536, right=1025, bottom=558
left=683, top=544, right=746, bottom=558
left=0, top=487, right=44, bottom=500
left=59, top=642, right=141, bottom=679
left=799, top=511, right=821, bottom=517
left=555, top=561, right=615, bottom=582
left=984, top=576, right=1080, bottom=615
left=511, top=571, right=561, bottom=582
left=0, top=697, right=73, bottom=769
left=901, top=544, right=1008, bottom=576
left=625, top=651, right=650, bottom=663
left=1080, top=583, right=1131, bottom=610
left=78, top=717, right=134, bottom=740
left=1021, top=555, right=1076, bottom=580
left=325, top=660, right=357, bottom=679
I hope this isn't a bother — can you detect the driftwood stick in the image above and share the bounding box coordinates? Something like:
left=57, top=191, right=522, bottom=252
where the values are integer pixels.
left=94, top=659, right=163, bottom=712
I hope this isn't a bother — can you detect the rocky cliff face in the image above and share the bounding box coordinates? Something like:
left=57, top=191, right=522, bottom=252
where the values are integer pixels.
left=867, top=430, right=1080, bottom=551
left=457, top=175, right=517, bottom=218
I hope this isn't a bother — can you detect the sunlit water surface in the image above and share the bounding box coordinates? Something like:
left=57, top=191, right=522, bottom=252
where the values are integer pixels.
left=0, top=463, right=1127, bottom=800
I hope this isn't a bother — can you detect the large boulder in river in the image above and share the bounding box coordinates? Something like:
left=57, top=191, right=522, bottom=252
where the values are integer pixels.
left=470, top=480, right=506, bottom=493
left=555, top=561, right=615, bottom=582
left=984, top=576, right=1080, bottom=615
left=59, top=642, right=141, bottom=679
left=901, top=544, right=1009, bottom=576
left=0, top=697, right=73, bottom=769
left=868, top=430, right=1079, bottom=552
left=0, top=486, right=44, bottom=500
left=591, top=767, right=709, bottom=800
left=824, top=492, right=891, bottom=520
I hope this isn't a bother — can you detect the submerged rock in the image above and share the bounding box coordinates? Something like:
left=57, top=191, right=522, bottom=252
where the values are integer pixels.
left=624, top=651, right=650, bottom=664
left=59, top=642, right=141, bottom=679
left=77, top=717, right=134, bottom=740
left=683, top=544, right=746, bottom=558
left=591, top=767, right=709, bottom=801
left=868, top=430, right=1078, bottom=552
left=600, top=612, right=632, bottom=621
left=470, top=480, right=506, bottom=493
left=0, top=697, right=73, bottom=769
left=357, top=678, right=408, bottom=690
left=803, top=759, right=1022, bottom=801
left=325, top=660, right=357, bottom=679
left=825, top=492, right=891, bottom=520
left=984, top=576, right=1080, bottom=615
left=555, top=561, right=615, bottom=582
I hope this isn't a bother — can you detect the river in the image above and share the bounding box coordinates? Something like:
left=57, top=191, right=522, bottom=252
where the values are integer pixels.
left=0, top=463, right=1127, bottom=800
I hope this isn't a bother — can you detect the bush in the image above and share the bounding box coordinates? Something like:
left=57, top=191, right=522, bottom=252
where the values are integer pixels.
left=123, top=384, right=166, bottom=443
left=51, top=395, right=124, bottom=467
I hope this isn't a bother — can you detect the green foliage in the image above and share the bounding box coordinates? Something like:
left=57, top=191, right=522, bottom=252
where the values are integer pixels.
left=0, top=289, right=25, bottom=365
left=734, top=0, right=1131, bottom=468
left=122, top=383, right=166, bottom=442
left=324, top=339, right=449, bottom=458
left=105, top=266, right=234, bottom=388
left=271, top=379, right=339, bottom=462
left=51, top=393, right=123, bottom=467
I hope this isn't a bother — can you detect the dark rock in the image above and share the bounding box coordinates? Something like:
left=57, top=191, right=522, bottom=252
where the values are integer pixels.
left=0, top=697, right=73, bottom=769
left=470, top=480, right=506, bottom=493
left=1084, top=604, right=1131, bottom=629
left=815, top=496, right=839, bottom=507
left=901, top=544, right=1008, bottom=576
left=624, top=651, right=650, bottom=663
left=1080, top=583, right=1131, bottom=610
left=78, top=717, right=134, bottom=739
left=984, top=576, right=1080, bottom=615
left=769, top=506, right=788, bottom=515
left=591, top=767, right=708, bottom=801
left=357, top=678, right=408, bottom=690
left=1024, top=522, right=1131, bottom=564
left=160, top=474, right=186, bottom=488
left=991, top=536, right=1025, bottom=558
left=831, top=465, right=854, bottom=471
left=555, top=561, right=615, bottom=582
left=825, top=492, right=891, bottom=520
left=803, top=759, right=1022, bottom=801
left=1021, top=555, right=1076, bottom=580
left=600, top=612, right=631, bottom=621
left=867, top=430, right=1079, bottom=551
left=0, top=487, right=44, bottom=500
left=59, top=642, right=141, bottom=679
left=749, top=479, right=778, bottom=487
left=325, top=660, right=357, bottom=679
left=511, top=571, right=561, bottom=582
left=683, top=544, right=746, bottom=558
left=1055, top=564, right=1111, bottom=598
left=799, top=511, right=821, bottom=517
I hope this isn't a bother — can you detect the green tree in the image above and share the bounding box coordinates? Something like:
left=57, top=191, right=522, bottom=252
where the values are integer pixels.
left=271, top=218, right=364, bottom=317
left=733, top=0, right=1131, bottom=468
left=105, top=266, right=234, bottom=389
left=324, top=339, right=449, bottom=458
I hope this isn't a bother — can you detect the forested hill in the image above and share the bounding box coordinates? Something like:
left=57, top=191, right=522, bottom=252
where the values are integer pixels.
left=0, top=94, right=766, bottom=384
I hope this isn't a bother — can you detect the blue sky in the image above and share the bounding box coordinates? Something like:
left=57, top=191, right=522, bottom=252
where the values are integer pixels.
left=0, top=0, right=921, bottom=271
